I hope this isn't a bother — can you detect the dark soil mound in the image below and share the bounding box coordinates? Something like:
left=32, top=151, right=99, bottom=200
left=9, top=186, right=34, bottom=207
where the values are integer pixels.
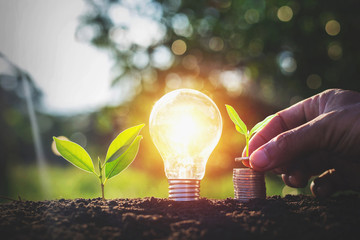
left=1, top=195, right=360, bottom=240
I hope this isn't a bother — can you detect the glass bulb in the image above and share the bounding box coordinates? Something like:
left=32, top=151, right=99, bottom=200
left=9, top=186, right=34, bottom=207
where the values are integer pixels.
left=149, top=89, right=222, bottom=201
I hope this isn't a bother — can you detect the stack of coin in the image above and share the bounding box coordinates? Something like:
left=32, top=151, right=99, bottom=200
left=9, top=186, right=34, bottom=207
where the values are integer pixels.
left=233, top=157, right=266, bottom=201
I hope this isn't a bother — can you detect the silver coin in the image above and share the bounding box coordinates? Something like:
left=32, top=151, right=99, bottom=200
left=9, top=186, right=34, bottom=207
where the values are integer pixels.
left=233, top=173, right=263, bottom=176
left=233, top=182, right=265, bottom=185
left=234, top=185, right=265, bottom=188
left=233, top=178, right=265, bottom=181
left=234, top=188, right=265, bottom=192
left=233, top=176, right=263, bottom=178
left=233, top=184, right=265, bottom=188
left=233, top=177, right=264, bottom=180
left=233, top=174, right=263, bottom=177
left=233, top=181, right=265, bottom=184
left=235, top=191, right=265, bottom=195
left=235, top=192, right=266, bottom=196
left=233, top=174, right=264, bottom=177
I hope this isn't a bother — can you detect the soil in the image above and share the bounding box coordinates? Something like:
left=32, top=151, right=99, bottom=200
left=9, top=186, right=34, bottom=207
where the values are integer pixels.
left=1, top=195, right=360, bottom=240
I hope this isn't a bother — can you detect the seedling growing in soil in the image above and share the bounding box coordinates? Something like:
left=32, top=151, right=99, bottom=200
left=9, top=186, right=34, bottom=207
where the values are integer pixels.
left=53, top=124, right=144, bottom=200
left=226, top=105, right=275, bottom=157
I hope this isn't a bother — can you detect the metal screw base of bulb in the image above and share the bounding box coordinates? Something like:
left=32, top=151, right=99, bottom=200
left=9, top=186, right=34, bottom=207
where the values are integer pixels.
left=168, top=179, right=200, bottom=201
left=233, top=167, right=266, bottom=202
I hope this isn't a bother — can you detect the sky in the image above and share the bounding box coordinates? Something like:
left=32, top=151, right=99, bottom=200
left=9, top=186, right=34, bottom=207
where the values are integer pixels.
left=0, top=0, right=113, bottom=114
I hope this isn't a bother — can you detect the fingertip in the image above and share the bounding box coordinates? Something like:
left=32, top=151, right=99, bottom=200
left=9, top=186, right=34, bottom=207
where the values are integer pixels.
left=241, top=147, right=247, bottom=158
left=242, top=159, right=250, bottom=167
left=282, top=173, right=308, bottom=188
left=310, top=179, right=333, bottom=198
left=249, top=148, right=270, bottom=170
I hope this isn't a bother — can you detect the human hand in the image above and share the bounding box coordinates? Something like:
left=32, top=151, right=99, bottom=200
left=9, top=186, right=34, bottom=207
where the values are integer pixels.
left=242, top=89, right=360, bottom=198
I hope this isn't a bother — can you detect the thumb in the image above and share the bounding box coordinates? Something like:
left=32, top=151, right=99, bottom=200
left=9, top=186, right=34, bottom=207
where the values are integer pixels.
left=249, top=118, right=325, bottom=171
left=311, top=163, right=360, bottom=198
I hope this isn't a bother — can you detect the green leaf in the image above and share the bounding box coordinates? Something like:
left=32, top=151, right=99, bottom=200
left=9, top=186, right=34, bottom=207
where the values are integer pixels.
left=53, top=137, right=95, bottom=173
left=225, top=104, right=247, bottom=135
left=249, top=114, right=276, bottom=137
left=105, top=135, right=142, bottom=180
left=105, top=124, right=145, bottom=164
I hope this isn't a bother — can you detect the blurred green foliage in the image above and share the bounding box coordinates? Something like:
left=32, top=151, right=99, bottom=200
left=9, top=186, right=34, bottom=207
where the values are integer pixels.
left=3, top=164, right=310, bottom=202
left=78, top=0, right=360, bottom=105
left=7, top=165, right=167, bottom=201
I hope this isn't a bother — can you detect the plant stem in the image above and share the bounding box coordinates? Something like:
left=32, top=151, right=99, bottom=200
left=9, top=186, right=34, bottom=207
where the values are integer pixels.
left=246, top=134, right=250, bottom=157
left=101, top=183, right=105, bottom=201
left=98, top=157, right=105, bottom=200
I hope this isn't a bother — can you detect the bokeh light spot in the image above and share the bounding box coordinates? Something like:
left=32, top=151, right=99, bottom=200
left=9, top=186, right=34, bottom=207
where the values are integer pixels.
left=109, top=27, right=131, bottom=51
left=219, top=70, right=244, bottom=96
left=182, top=55, right=198, bottom=70
left=132, top=51, right=150, bottom=69
left=76, top=24, right=100, bottom=43
left=244, top=9, right=260, bottom=24
left=165, top=73, right=182, bottom=89
left=152, top=46, right=174, bottom=69
left=325, top=20, right=341, bottom=36
left=328, top=42, right=343, bottom=60
left=278, top=51, right=297, bottom=75
left=108, top=7, right=166, bottom=49
left=172, top=13, right=193, bottom=37
left=306, top=74, right=322, bottom=89
left=171, top=39, right=187, bottom=55
left=209, top=37, right=224, bottom=51
left=281, top=57, right=296, bottom=73
left=277, top=6, right=293, bottom=22
left=108, top=4, right=130, bottom=25
left=51, top=136, right=70, bottom=156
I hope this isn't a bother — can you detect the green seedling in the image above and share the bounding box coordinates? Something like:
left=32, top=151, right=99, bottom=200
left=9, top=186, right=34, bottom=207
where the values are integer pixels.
left=225, top=105, right=275, bottom=157
left=53, top=124, right=144, bottom=200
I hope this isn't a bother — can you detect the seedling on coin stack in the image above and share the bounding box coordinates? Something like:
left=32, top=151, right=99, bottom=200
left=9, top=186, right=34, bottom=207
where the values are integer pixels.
left=225, top=105, right=275, bottom=201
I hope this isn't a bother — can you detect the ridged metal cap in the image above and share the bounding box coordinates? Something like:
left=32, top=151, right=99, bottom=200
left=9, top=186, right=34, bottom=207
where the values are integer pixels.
left=168, top=179, right=200, bottom=201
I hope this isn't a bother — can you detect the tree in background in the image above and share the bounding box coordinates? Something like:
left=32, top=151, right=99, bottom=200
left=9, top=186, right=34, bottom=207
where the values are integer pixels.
left=78, top=0, right=360, bottom=104
left=75, top=0, right=360, bottom=176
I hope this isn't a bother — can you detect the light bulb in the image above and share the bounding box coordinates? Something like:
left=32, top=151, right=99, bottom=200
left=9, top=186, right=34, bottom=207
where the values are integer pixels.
left=149, top=89, right=222, bottom=201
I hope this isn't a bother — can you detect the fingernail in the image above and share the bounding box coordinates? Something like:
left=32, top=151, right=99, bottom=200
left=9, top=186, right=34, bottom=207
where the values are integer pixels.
left=311, top=181, right=332, bottom=198
left=241, top=147, right=247, bottom=157
left=288, top=175, right=307, bottom=188
left=250, top=148, right=270, bottom=169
